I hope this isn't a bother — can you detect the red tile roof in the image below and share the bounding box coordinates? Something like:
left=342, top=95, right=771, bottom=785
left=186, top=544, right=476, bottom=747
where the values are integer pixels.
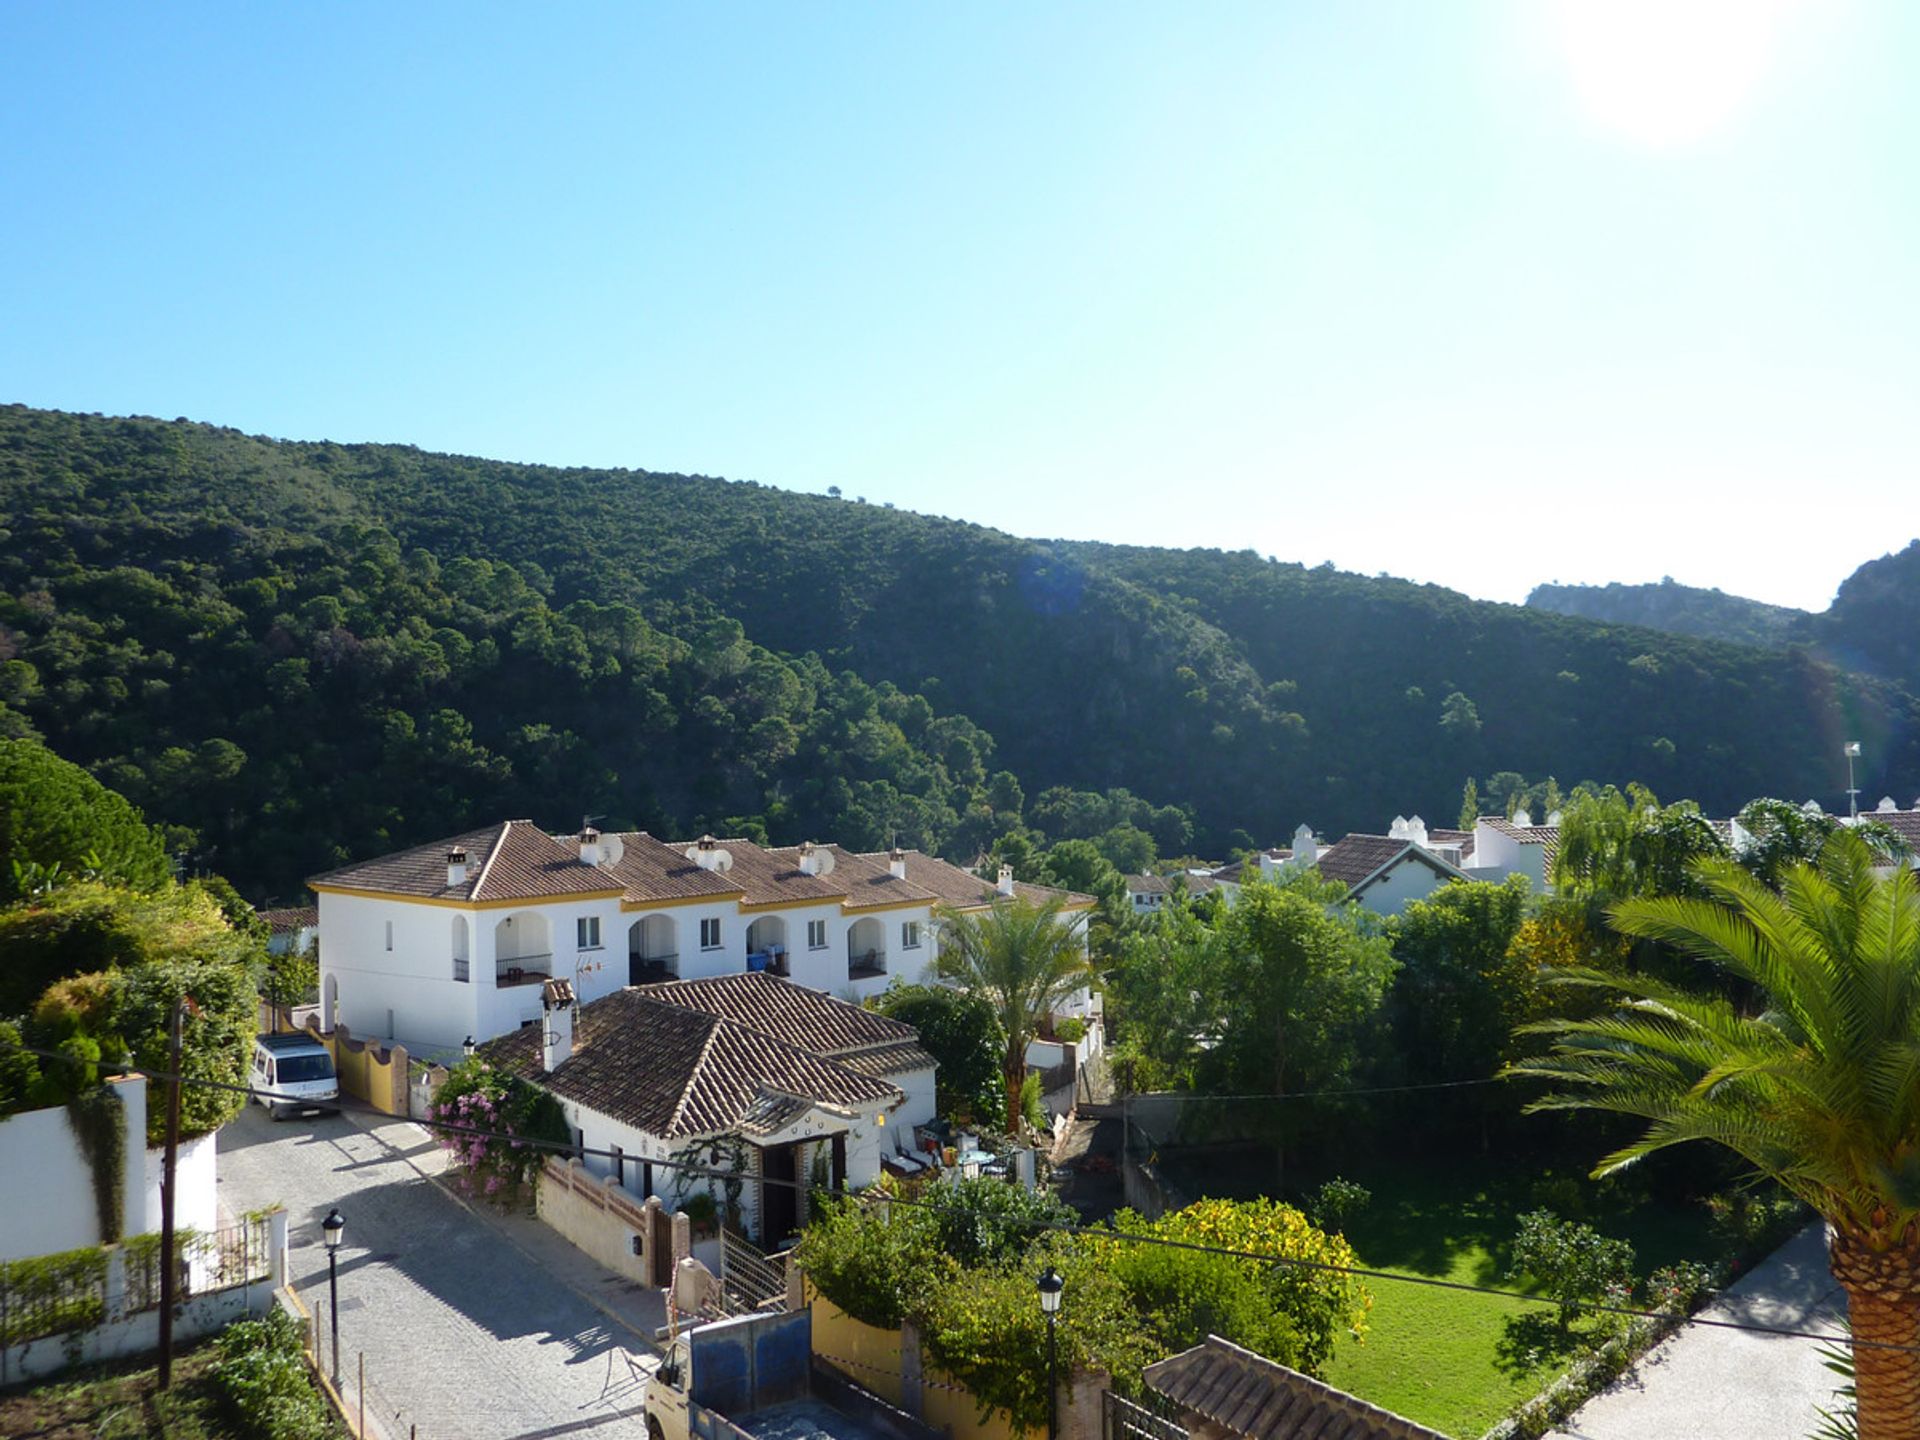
left=635, top=972, right=933, bottom=1076
left=1146, top=1336, right=1446, bottom=1440
left=310, top=821, right=621, bottom=903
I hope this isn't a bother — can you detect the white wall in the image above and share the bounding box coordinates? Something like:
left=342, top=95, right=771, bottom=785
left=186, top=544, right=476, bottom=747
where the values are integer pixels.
left=0, top=1074, right=148, bottom=1261
left=318, top=892, right=481, bottom=1051
left=1351, top=858, right=1456, bottom=917
left=141, top=1129, right=218, bottom=1237
left=891, top=1065, right=936, bottom=1138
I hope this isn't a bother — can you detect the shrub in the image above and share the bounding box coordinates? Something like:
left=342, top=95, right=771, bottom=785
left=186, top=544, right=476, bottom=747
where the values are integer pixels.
left=796, top=1189, right=950, bottom=1329
left=213, top=1307, right=336, bottom=1440
left=924, top=1176, right=1073, bottom=1268
left=1309, top=1178, right=1371, bottom=1235
left=1507, top=1209, right=1636, bottom=1328
left=429, top=1057, right=569, bottom=1202
left=1052, top=1016, right=1087, bottom=1045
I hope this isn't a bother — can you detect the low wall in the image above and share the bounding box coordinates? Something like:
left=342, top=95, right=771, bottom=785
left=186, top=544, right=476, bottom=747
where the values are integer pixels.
left=304, top=1018, right=408, bottom=1115
left=142, top=1129, right=218, bottom=1237
left=536, top=1156, right=680, bottom=1288
left=0, top=1211, right=287, bottom=1386
left=0, top=1075, right=148, bottom=1260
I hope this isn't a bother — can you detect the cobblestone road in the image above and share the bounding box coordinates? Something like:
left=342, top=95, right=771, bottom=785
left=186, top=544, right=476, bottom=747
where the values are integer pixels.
left=217, top=1104, right=664, bottom=1440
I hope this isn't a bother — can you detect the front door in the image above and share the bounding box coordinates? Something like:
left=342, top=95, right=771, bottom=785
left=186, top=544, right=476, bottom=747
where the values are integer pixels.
left=760, top=1144, right=799, bottom=1247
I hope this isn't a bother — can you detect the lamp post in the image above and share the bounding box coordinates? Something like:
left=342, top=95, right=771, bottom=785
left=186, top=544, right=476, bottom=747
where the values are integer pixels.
left=1845, top=741, right=1862, bottom=820
left=322, top=1207, right=345, bottom=1382
left=1037, top=1266, right=1064, bottom=1440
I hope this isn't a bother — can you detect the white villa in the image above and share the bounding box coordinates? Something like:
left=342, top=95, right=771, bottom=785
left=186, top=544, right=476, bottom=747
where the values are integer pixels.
left=308, top=822, right=1094, bottom=1056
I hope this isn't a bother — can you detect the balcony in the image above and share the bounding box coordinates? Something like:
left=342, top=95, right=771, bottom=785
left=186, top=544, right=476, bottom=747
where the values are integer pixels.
left=630, top=953, right=679, bottom=985
left=747, top=947, right=789, bottom=978
left=848, top=950, right=887, bottom=981
left=496, top=954, right=554, bottom=988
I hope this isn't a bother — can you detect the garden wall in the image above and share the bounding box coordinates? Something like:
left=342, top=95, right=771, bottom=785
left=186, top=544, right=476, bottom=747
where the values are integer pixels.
left=536, top=1155, right=686, bottom=1288
left=302, top=1018, right=409, bottom=1115
left=0, top=1074, right=148, bottom=1261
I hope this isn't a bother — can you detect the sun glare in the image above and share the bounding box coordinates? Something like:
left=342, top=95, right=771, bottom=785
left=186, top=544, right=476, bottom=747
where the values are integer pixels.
left=1550, top=0, right=1807, bottom=146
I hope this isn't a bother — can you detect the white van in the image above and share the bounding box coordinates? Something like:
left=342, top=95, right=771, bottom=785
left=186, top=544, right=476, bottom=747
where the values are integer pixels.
left=251, top=1032, right=340, bottom=1119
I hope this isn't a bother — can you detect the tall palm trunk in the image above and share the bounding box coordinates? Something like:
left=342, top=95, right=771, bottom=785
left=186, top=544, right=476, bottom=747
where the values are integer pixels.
left=1828, top=1225, right=1920, bottom=1440
left=1005, top=1034, right=1026, bottom=1131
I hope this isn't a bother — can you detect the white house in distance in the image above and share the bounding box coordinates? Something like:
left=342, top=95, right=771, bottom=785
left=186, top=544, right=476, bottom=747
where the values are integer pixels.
left=479, top=973, right=931, bottom=1246
left=309, top=821, right=1095, bottom=1055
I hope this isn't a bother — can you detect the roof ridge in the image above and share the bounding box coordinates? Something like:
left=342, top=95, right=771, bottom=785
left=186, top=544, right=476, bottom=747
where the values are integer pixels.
left=466, top=820, right=515, bottom=900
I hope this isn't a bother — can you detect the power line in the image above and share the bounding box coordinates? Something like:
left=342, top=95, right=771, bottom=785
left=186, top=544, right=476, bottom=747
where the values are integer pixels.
left=31, top=1044, right=1895, bottom=1353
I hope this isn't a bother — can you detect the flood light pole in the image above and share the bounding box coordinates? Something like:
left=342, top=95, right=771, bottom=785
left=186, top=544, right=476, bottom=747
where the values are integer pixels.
left=1845, top=741, right=1862, bottom=820
left=322, top=1207, right=345, bottom=1382
left=1038, top=1266, right=1064, bottom=1440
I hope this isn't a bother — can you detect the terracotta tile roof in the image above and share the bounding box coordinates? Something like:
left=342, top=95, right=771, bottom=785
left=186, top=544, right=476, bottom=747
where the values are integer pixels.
left=872, top=849, right=1093, bottom=910
left=1313, top=835, right=1413, bottom=888
left=1864, top=810, right=1920, bottom=850
left=480, top=989, right=900, bottom=1140
left=822, top=847, right=946, bottom=910
left=1145, top=1336, right=1447, bottom=1440
left=601, top=832, right=746, bottom=904
left=1127, top=874, right=1175, bottom=896
left=635, top=972, right=933, bottom=1075
left=731, top=841, right=866, bottom=906
left=309, top=821, right=620, bottom=903
left=258, top=906, right=318, bottom=933
left=1480, top=817, right=1562, bottom=867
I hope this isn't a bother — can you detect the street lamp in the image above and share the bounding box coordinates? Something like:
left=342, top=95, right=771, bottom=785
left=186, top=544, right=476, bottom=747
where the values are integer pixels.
left=321, top=1207, right=345, bottom=1382
left=1845, top=741, right=1862, bottom=820
left=1037, top=1266, right=1064, bottom=1440
left=462, top=1035, right=477, bottom=1060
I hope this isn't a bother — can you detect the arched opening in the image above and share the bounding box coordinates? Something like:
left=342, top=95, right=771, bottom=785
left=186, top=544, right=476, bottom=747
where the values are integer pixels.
left=451, top=915, right=470, bottom=983
left=746, top=916, right=788, bottom=976
left=847, top=917, right=886, bottom=980
left=322, top=973, right=339, bottom=1033
left=628, top=914, right=678, bottom=985
left=493, top=911, right=552, bottom=988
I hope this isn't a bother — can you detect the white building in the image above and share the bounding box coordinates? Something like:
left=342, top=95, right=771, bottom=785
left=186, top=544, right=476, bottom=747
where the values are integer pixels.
left=479, top=974, right=929, bottom=1247
left=309, top=822, right=1095, bottom=1056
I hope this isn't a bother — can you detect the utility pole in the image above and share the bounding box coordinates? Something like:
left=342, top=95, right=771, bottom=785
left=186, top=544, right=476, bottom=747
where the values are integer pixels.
left=1845, top=741, right=1862, bottom=820
left=156, top=997, right=186, bottom=1389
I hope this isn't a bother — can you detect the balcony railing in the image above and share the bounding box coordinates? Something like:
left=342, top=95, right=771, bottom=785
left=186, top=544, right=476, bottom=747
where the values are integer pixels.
left=453, top=958, right=470, bottom=983
left=496, top=954, right=554, bottom=988
left=630, top=953, right=679, bottom=984
left=848, top=951, right=887, bottom=980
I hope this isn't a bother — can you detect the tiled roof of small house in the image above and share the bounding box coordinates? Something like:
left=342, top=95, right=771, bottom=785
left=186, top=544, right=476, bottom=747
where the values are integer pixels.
left=309, top=821, right=621, bottom=903
left=1127, top=874, right=1175, bottom=896
left=1865, top=808, right=1920, bottom=850
left=729, top=841, right=874, bottom=907
left=635, top=972, right=933, bottom=1075
left=480, top=989, right=901, bottom=1140
left=1313, top=835, right=1413, bottom=888
left=258, top=906, right=318, bottom=933
left=1145, top=1336, right=1447, bottom=1440
left=1479, top=817, right=1562, bottom=866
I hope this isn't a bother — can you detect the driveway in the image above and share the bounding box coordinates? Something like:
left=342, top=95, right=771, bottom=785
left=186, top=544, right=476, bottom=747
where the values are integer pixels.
left=217, top=1103, right=665, bottom=1440
left=1549, top=1222, right=1850, bottom=1440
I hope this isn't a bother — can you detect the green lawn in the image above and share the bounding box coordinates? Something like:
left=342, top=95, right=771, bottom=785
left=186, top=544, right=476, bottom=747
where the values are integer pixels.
left=1279, top=1155, right=1720, bottom=1440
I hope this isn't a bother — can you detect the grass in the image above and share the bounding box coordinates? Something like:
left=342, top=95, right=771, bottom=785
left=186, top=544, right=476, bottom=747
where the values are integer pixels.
left=0, top=1339, right=241, bottom=1439
left=1163, top=1144, right=1728, bottom=1440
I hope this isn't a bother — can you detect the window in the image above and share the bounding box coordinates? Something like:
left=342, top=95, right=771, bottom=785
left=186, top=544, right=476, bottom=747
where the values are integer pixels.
left=902, top=921, right=922, bottom=950
left=384, top=920, right=394, bottom=952
left=577, top=916, right=601, bottom=951
left=807, top=919, right=828, bottom=950
left=700, top=917, right=722, bottom=950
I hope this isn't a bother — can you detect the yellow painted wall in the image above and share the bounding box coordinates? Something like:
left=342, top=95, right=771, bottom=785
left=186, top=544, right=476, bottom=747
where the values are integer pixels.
left=303, top=1022, right=408, bottom=1115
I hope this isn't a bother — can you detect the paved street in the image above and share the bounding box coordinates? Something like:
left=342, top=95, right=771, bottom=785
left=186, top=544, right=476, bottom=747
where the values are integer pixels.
left=1550, top=1222, right=1850, bottom=1440
left=217, top=1103, right=666, bottom=1440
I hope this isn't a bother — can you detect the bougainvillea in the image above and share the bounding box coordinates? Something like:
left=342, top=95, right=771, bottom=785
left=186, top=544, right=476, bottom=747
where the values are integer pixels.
left=429, top=1057, right=569, bottom=1203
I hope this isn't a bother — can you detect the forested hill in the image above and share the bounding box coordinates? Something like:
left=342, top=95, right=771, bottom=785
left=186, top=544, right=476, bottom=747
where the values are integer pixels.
left=1525, top=579, right=1806, bottom=650
left=1526, top=544, right=1920, bottom=696
left=2, top=404, right=1917, bottom=901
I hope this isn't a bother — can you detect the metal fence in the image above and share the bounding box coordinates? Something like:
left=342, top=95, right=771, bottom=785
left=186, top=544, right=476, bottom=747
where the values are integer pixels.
left=0, top=1246, right=110, bottom=1348
left=124, top=1216, right=277, bottom=1313
left=1102, top=1389, right=1189, bottom=1440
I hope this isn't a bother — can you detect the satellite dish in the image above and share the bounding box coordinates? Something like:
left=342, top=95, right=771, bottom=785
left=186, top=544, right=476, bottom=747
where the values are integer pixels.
left=814, top=849, right=835, bottom=876
left=712, top=849, right=733, bottom=873
left=598, top=833, right=626, bottom=870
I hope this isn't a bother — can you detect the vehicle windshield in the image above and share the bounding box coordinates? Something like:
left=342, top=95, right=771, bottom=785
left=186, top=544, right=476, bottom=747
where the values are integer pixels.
left=275, top=1054, right=335, bottom=1083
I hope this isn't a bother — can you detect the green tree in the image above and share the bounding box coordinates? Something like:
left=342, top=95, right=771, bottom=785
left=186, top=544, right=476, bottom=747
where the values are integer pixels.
left=1512, top=830, right=1920, bottom=1438
left=0, top=737, right=172, bottom=905
left=1458, top=776, right=1480, bottom=830
left=870, top=982, right=1006, bottom=1127
left=934, top=896, right=1092, bottom=1127
left=1552, top=784, right=1727, bottom=900
left=1389, top=876, right=1534, bottom=1086
left=1507, top=1209, right=1635, bottom=1330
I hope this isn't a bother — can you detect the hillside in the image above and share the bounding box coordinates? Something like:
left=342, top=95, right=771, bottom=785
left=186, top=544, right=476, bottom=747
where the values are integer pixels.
left=2, top=404, right=1917, bottom=899
left=1525, top=578, right=1806, bottom=650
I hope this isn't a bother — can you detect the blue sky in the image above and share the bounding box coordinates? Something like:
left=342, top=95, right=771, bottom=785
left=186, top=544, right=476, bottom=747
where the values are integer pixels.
left=3, top=2, right=1913, bottom=610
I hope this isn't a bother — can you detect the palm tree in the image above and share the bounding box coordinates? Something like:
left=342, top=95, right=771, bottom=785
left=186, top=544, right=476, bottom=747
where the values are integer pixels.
left=1510, top=829, right=1920, bottom=1440
left=935, top=895, right=1092, bottom=1129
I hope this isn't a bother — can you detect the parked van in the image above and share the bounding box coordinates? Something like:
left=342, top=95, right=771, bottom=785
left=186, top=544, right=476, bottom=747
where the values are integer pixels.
left=252, top=1032, right=340, bottom=1119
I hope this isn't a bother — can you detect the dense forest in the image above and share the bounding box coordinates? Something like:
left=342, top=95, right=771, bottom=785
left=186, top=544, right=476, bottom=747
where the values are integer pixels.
left=2, top=404, right=1917, bottom=902
left=1528, top=542, right=1920, bottom=694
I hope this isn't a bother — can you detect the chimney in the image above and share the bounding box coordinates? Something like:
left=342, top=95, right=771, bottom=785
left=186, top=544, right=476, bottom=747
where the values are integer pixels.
left=888, top=846, right=907, bottom=881
left=541, top=978, right=576, bottom=1073
left=446, top=847, right=468, bottom=889
left=1879, top=796, right=1898, bottom=813
left=1407, top=816, right=1428, bottom=848
left=797, top=841, right=819, bottom=876
left=1389, top=815, right=1409, bottom=840
left=685, top=835, right=733, bottom=872
left=997, top=864, right=1015, bottom=897
left=578, top=827, right=602, bottom=867
left=1292, top=823, right=1317, bottom=863
left=1512, top=808, right=1532, bottom=828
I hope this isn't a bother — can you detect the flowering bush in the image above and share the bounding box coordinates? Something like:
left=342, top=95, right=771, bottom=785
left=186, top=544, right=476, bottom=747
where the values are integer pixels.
left=430, top=1058, right=569, bottom=1203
